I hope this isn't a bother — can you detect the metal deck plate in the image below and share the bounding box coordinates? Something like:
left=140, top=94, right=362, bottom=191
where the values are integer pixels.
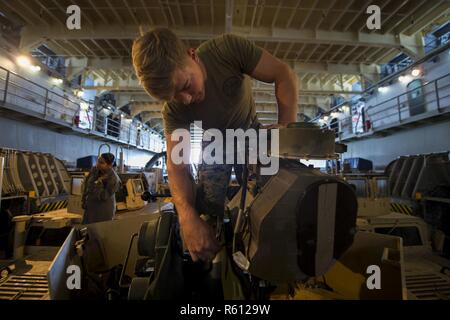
left=406, top=272, right=450, bottom=300
left=0, top=273, right=49, bottom=300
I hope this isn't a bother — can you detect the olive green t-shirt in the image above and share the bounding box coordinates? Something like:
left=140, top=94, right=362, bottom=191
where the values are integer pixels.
left=162, top=34, right=263, bottom=135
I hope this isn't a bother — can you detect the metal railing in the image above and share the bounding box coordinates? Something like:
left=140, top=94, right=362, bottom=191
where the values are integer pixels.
left=0, top=66, right=79, bottom=125
left=320, top=40, right=450, bottom=120
left=0, top=66, right=164, bottom=153
left=378, top=30, right=450, bottom=80
left=321, top=73, right=450, bottom=141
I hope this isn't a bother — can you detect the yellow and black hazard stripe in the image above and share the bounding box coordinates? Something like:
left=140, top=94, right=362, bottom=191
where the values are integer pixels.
left=37, top=200, right=68, bottom=213
left=161, top=197, right=172, bottom=203
left=390, top=202, right=414, bottom=215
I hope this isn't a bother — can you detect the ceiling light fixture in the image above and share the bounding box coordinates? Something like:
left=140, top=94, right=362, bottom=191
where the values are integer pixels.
left=411, top=68, right=421, bottom=77
left=17, top=56, right=31, bottom=67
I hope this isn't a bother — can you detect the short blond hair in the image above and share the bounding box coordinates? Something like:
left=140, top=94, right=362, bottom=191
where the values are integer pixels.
left=132, top=28, right=187, bottom=101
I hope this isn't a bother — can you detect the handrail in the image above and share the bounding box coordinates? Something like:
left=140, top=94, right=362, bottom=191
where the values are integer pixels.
left=365, top=73, right=449, bottom=110
left=316, top=72, right=448, bottom=123
left=0, top=65, right=164, bottom=154
left=360, top=39, right=450, bottom=96
left=311, top=40, right=450, bottom=122
left=327, top=72, right=450, bottom=140
left=378, top=30, right=450, bottom=75
left=0, top=65, right=87, bottom=105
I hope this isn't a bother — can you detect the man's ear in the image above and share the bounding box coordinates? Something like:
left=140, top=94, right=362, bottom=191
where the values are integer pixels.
left=187, top=48, right=198, bottom=61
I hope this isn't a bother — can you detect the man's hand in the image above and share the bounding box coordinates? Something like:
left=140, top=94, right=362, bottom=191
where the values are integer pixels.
left=95, top=175, right=106, bottom=186
left=165, top=132, right=221, bottom=263
left=180, top=215, right=221, bottom=263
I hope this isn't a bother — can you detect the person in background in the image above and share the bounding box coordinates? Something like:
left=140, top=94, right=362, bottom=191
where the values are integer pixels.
left=136, top=128, right=142, bottom=146
left=81, top=153, right=121, bottom=224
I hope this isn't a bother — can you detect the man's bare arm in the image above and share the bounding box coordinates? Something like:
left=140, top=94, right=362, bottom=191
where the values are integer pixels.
left=166, top=133, right=220, bottom=262
left=166, top=134, right=197, bottom=223
left=250, top=50, right=299, bottom=125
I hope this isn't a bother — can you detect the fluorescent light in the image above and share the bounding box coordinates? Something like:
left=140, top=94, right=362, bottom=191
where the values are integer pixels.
left=52, top=78, right=63, bottom=85
left=17, top=56, right=31, bottom=67
left=80, top=102, right=89, bottom=111
left=398, top=75, right=409, bottom=83
left=331, top=112, right=340, bottom=118
left=30, top=65, right=41, bottom=72
left=411, top=68, right=421, bottom=77
left=378, top=86, right=388, bottom=93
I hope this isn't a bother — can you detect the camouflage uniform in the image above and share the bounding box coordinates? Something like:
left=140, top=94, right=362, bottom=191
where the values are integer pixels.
left=195, top=162, right=233, bottom=218
left=195, top=120, right=260, bottom=219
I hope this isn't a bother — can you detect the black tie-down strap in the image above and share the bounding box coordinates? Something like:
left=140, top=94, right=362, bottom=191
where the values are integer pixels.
left=143, top=209, right=185, bottom=300
left=296, top=181, right=357, bottom=277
